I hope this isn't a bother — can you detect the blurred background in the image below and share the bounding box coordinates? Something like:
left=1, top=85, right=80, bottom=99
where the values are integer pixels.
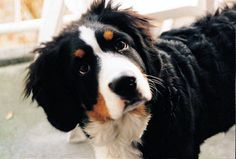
left=0, top=0, right=235, bottom=158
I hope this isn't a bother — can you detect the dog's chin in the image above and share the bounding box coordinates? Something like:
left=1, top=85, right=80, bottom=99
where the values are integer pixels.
left=123, top=98, right=147, bottom=114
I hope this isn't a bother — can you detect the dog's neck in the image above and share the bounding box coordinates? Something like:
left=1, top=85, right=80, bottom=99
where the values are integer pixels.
left=85, top=111, right=150, bottom=159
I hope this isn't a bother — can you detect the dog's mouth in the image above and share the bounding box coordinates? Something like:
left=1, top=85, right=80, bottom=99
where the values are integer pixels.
left=123, top=98, right=147, bottom=113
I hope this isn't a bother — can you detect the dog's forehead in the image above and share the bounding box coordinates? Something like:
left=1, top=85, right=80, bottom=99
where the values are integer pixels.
left=78, top=26, right=102, bottom=55
left=78, top=25, right=116, bottom=53
left=77, top=25, right=145, bottom=71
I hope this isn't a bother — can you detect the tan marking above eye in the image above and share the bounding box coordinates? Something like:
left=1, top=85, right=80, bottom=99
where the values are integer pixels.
left=103, top=30, right=113, bottom=41
left=87, top=93, right=111, bottom=122
left=74, top=49, right=85, bottom=58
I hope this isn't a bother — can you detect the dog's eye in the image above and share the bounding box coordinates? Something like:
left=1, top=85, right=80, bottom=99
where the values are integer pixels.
left=79, top=64, right=90, bottom=76
left=114, top=40, right=128, bottom=52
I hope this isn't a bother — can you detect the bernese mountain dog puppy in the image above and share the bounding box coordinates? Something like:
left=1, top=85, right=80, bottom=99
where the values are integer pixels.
left=25, top=0, right=235, bottom=158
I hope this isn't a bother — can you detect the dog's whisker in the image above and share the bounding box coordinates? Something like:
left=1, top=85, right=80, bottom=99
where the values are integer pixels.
left=147, top=78, right=165, bottom=90
left=144, top=74, right=164, bottom=84
left=148, top=79, right=163, bottom=98
left=149, top=85, right=158, bottom=99
left=144, top=74, right=163, bottom=81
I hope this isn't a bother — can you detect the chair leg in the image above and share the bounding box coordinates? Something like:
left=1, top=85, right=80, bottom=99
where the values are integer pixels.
left=37, top=0, right=65, bottom=43
left=34, top=0, right=65, bottom=59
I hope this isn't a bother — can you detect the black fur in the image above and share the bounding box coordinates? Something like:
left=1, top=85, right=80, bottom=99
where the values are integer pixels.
left=25, top=1, right=235, bottom=158
left=140, top=5, right=235, bottom=158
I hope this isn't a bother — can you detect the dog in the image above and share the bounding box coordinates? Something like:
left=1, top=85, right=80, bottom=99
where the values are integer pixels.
left=25, top=1, right=235, bottom=158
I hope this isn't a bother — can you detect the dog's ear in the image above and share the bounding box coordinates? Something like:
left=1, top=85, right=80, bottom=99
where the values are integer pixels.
left=25, top=34, right=86, bottom=132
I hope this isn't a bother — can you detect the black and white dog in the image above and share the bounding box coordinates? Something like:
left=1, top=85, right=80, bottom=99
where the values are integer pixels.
left=25, top=1, right=235, bottom=158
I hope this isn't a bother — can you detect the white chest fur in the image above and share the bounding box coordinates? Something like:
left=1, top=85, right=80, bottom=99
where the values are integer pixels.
left=85, top=112, right=151, bottom=159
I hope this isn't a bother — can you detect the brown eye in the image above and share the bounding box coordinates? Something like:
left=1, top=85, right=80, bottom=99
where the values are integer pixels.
left=114, top=40, right=128, bottom=52
left=79, top=64, right=90, bottom=76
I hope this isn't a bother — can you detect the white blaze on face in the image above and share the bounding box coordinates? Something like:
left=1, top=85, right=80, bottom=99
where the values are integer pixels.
left=79, top=26, right=152, bottom=119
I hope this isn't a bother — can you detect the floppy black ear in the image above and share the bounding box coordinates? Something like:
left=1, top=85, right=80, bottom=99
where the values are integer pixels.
left=25, top=35, right=86, bottom=132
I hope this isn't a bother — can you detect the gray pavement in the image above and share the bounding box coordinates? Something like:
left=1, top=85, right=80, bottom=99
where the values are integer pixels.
left=0, top=63, right=234, bottom=159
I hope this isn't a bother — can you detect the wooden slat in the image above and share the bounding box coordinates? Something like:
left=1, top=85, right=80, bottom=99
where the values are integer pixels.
left=37, top=0, right=65, bottom=43
left=0, top=19, right=40, bottom=34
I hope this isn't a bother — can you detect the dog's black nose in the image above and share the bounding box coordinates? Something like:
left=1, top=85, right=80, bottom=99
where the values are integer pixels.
left=109, top=76, right=137, bottom=99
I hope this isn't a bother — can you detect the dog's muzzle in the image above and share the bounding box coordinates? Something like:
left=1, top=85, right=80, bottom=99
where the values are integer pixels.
left=108, top=75, right=147, bottom=109
left=108, top=75, right=138, bottom=99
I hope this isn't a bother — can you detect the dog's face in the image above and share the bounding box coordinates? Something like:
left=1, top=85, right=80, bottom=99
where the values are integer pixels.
left=77, top=25, right=152, bottom=119
left=25, top=0, right=161, bottom=132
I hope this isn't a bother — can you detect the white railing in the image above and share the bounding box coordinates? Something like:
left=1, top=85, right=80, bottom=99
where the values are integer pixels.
left=0, top=0, right=39, bottom=34
left=0, top=19, right=40, bottom=34
left=0, top=0, right=218, bottom=43
left=0, top=0, right=78, bottom=43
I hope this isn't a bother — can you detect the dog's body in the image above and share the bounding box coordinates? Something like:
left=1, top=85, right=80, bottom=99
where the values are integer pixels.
left=25, top=1, right=235, bottom=158
left=140, top=10, right=235, bottom=158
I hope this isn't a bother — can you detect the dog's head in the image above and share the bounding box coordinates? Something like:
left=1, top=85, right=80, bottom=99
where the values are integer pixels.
left=25, top=0, right=161, bottom=132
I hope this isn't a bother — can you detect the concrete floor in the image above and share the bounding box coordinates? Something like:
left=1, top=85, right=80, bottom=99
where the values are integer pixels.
left=0, top=63, right=235, bottom=159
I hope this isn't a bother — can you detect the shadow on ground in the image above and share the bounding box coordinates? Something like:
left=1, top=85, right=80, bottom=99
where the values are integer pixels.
left=0, top=63, right=234, bottom=159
